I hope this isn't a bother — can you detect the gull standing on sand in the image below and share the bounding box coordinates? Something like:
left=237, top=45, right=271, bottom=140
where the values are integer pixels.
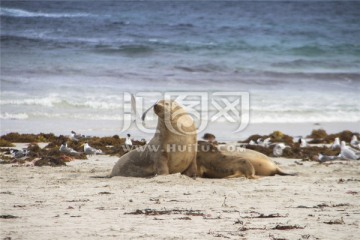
left=340, top=141, right=359, bottom=160
left=125, top=134, right=132, bottom=146
left=10, top=149, right=29, bottom=159
left=249, top=140, right=256, bottom=146
left=350, top=135, right=360, bottom=148
left=318, top=153, right=338, bottom=163
left=299, top=138, right=307, bottom=148
left=331, top=137, right=340, bottom=150
left=59, top=143, right=80, bottom=156
left=258, top=137, right=271, bottom=148
left=83, top=143, right=103, bottom=156
left=273, top=143, right=287, bottom=157
left=69, top=131, right=83, bottom=142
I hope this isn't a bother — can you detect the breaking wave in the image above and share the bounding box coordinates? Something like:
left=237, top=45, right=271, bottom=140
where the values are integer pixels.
left=0, top=7, right=92, bottom=18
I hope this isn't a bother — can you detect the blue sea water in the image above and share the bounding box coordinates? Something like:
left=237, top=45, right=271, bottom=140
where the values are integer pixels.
left=1, top=1, right=359, bottom=136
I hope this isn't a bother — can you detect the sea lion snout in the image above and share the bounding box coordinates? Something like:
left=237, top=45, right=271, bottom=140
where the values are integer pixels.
left=154, top=103, right=163, bottom=115
left=154, top=100, right=173, bottom=117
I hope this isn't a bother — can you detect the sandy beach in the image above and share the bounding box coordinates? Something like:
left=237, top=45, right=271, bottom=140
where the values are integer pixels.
left=1, top=145, right=359, bottom=240
left=1, top=1, right=360, bottom=239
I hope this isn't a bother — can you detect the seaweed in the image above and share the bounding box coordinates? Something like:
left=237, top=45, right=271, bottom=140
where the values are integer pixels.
left=0, top=139, right=15, bottom=147
left=272, top=224, right=305, bottom=230
left=246, top=145, right=273, bottom=156
left=324, top=130, right=358, bottom=143
left=124, top=209, right=204, bottom=216
left=269, top=131, right=294, bottom=146
left=0, top=132, right=58, bottom=143
left=242, top=134, right=264, bottom=143
left=308, top=129, right=328, bottom=141
left=242, top=213, right=287, bottom=218
left=240, top=131, right=293, bottom=146
left=34, top=157, right=66, bottom=166
left=27, top=143, right=42, bottom=158
left=323, top=217, right=345, bottom=225
left=238, top=226, right=266, bottom=231
left=0, top=214, right=19, bottom=219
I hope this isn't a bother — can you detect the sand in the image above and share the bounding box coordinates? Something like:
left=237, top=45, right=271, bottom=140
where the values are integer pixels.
left=1, top=148, right=360, bottom=240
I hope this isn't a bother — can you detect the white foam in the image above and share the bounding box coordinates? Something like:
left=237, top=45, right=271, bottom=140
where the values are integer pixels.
left=0, top=112, right=29, bottom=120
left=78, top=101, right=123, bottom=110
left=0, top=7, right=92, bottom=18
left=0, top=96, right=62, bottom=107
left=0, top=96, right=124, bottom=110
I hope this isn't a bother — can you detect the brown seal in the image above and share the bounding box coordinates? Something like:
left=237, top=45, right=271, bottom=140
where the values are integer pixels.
left=197, top=142, right=294, bottom=178
left=110, top=100, right=197, bottom=178
left=196, top=141, right=258, bottom=179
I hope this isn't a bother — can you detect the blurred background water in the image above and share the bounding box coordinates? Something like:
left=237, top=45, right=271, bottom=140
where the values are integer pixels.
left=1, top=1, right=359, bottom=138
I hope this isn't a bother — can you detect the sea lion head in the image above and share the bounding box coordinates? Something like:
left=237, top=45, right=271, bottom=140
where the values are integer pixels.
left=154, top=100, right=180, bottom=119
left=154, top=100, right=195, bottom=135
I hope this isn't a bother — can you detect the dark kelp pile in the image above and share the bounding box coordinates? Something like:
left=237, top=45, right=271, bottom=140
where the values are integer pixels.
left=239, top=130, right=358, bottom=160
left=0, top=132, right=146, bottom=166
left=307, top=129, right=356, bottom=144
left=0, top=130, right=358, bottom=166
left=242, top=131, right=294, bottom=146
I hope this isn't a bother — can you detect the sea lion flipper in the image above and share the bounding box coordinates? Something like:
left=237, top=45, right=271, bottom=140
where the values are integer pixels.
left=155, top=152, right=170, bottom=175
left=181, top=156, right=198, bottom=179
left=225, top=172, right=245, bottom=178
left=276, top=168, right=298, bottom=176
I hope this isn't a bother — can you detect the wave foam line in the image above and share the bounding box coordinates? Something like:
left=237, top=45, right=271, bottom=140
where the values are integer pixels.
left=0, top=112, right=29, bottom=120
left=0, top=98, right=123, bottom=110
left=0, top=7, right=92, bottom=18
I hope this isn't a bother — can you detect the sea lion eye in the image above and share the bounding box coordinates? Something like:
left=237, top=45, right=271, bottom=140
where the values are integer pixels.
left=165, top=102, right=169, bottom=106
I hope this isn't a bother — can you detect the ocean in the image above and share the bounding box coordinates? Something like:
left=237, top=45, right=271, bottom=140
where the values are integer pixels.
left=1, top=1, right=359, bottom=139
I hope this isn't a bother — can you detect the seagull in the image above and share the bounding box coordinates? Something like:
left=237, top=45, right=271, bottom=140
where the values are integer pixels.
left=125, top=134, right=132, bottom=146
left=299, top=138, right=307, bottom=148
left=340, top=141, right=359, bottom=160
left=59, top=143, right=80, bottom=156
left=69, top=131, right=83, bottom=142
left=318, top=153, right=339, bottom=163
left=273, top=143, right=287, bottom=157
left=10, top=149, right=29, bottom=159
left=331, top=137, right=340, bottom=150
left=249, top=140, right=256, bottom=146
left=83, top=143, right=103, bottom=156
left=257, top=137, right=271, bottom=147
left=350, top=135, right=360, bottom=148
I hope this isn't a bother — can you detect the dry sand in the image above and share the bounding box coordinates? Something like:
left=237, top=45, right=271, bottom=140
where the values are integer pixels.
left=1, top=148, right=360, bottom=240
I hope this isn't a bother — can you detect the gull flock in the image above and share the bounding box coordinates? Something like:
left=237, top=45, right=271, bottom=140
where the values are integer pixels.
left=247, top=135, right=360, bottom=161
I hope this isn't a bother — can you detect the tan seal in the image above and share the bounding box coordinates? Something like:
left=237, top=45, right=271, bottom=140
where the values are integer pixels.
left=221, top=145, right=295, bottom=176
left=110, top=100, right=197, bottom=178
left=197, top=142, right=294, bottom=178
left=196, top=141, right=258, bottom=179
